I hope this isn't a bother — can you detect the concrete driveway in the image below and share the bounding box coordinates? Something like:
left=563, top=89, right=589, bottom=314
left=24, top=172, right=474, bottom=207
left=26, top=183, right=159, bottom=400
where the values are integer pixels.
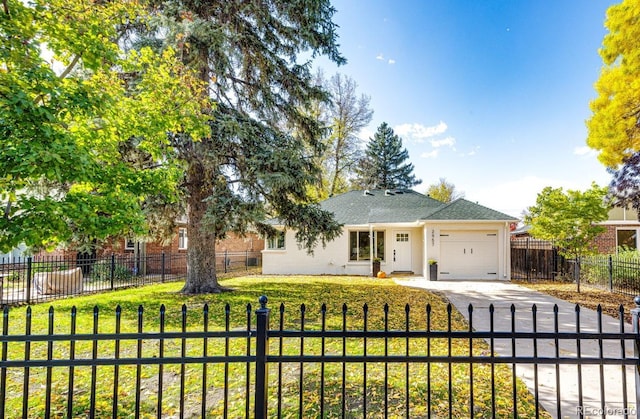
left=394, top=277, right=638, bottom=419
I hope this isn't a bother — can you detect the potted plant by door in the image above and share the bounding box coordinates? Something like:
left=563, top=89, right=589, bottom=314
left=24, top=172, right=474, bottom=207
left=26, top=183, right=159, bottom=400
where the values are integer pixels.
left=429, top=259, right=438, bottom=281
left=372, top=258, right=381, bottom=277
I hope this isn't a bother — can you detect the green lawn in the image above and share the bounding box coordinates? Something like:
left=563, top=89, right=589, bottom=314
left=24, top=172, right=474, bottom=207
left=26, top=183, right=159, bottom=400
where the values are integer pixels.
left=0, top=275, right=548, bottom=418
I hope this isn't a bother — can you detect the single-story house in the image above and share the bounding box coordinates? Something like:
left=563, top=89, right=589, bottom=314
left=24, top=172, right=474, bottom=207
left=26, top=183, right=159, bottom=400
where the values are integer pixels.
left=262, top=189, right=518, bottom=280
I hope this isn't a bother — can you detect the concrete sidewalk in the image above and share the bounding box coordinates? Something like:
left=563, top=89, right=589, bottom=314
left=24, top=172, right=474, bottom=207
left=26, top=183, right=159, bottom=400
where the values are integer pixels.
left=394, top=277, right=637, bottom=419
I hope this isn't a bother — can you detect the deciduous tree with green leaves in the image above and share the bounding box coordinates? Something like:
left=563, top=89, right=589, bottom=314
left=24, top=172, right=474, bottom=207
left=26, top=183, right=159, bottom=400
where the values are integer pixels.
left=586, top=0, right=640, bottom=168
left=524, top=183, right=609, bottom=259
left=426, top=177, right=464, bottom=203
left=316, top=72, right=373, bottom=199
left=0, top=0, right=210, bottom=252
left=353, top=122, right=421, bottom=190
left=139, top=0, right=345, bottom=293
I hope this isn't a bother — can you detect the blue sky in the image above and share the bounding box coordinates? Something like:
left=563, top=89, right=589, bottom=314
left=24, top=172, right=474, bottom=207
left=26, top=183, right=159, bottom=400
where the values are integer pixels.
left=313, top=0, right=616, bottom=217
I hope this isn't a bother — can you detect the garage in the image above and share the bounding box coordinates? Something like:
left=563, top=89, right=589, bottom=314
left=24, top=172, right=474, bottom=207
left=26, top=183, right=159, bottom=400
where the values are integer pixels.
left=438, top=230, right=499, bottom=279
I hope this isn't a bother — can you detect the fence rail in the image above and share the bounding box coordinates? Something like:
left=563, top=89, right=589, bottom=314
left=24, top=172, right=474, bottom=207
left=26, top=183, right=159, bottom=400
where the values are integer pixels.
left=0, top=296, right=638, bottom=418
left=0, top=251, right=262, bottom=305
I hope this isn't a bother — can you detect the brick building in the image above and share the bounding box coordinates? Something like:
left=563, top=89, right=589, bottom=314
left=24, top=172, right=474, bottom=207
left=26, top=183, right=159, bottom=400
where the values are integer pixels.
left=512, top=207, right=640, bottom=255
left=592, top=207, right=640, bottom=254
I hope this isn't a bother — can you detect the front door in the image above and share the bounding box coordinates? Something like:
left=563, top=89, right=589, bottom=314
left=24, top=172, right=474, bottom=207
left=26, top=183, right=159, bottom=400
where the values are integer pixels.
left=392, top=231, right=412, bottom=272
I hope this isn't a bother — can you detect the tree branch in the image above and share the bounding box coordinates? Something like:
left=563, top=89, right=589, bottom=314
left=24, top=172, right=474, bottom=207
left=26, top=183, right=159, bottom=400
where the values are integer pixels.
left=3, top=200, right=10, bottom=220
left=58, top=54, right=82, bottom=80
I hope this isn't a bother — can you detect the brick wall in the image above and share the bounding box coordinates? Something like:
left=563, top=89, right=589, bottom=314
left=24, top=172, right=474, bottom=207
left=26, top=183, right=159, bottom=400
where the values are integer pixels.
left=98, top=228, right=264, bottom=256
left=592, top=224, right=640, bottom=254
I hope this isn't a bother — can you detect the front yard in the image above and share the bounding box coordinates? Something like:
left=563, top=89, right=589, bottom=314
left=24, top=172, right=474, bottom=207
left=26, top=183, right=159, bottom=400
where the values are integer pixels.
left=516, top=280, right=638, bottom=323
left=0, top=275, right=546, bottom=418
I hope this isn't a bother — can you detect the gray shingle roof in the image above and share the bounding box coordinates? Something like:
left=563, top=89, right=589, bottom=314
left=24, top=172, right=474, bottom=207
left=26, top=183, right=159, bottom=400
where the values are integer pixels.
left=319, top=189, right=517, bottom=224
left=424, top=198, right=518, bottom=221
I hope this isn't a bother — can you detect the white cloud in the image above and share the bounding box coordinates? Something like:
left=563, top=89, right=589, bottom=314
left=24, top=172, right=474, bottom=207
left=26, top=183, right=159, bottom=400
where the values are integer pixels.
left=388, top=59, right=396, bottom=65
left=395, top=121, right=448, bottom=141
left=376, top=53, right=384, bottom=61
left=464, top=145, right=480, bottom=156
left=430, top=136, right=456, bottom=148
left=574, top=146, right=598, bottom=157
left=420, top=150, right=439, bottom=159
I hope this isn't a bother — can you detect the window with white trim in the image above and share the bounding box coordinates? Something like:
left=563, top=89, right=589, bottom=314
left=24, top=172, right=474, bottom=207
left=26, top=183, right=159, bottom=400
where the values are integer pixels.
left=267, top=231, right=285, bottom=250
left=125, top=238, right=135, bottom=250
left=349, top=230, right=385, bottom=261
left=178, top=228, right=188, bottom=250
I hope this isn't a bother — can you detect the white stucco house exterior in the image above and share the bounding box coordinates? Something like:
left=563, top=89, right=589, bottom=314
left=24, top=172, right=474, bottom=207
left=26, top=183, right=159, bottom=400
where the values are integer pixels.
left=262, top=189, right=518, bottom=280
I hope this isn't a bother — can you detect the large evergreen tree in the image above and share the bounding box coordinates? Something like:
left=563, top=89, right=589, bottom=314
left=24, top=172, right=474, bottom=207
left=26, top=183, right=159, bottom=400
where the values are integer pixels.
left=141, top=0, right=345, bottom=293
left=353, top=122, right=421, bottom=190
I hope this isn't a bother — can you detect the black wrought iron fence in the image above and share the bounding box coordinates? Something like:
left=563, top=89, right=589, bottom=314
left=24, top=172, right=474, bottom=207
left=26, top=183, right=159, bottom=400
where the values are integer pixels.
left=578, top=255, right=640, bottom=297
left=0, top=251, right=261, bottom=305
left=511, top=238, right=640, bottom=296
left=0, top=296, right=638, bottom=418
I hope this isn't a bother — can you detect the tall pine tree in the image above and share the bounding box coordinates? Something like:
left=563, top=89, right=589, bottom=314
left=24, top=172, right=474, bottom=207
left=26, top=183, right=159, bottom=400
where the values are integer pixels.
left=353, top=122, right=421, bottom=190
left=141, top=1, right=345, bottom=293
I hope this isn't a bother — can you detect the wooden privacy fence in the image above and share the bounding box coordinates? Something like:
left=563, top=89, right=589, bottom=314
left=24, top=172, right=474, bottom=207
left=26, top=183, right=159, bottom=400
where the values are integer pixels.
left=0, top=296, right=639, bottom=418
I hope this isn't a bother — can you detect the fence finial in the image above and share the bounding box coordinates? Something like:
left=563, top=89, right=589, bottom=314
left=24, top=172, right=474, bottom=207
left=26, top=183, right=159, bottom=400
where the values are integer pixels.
left=259, top=295, right=268, bottom=309
left=635, top=296, right=640, bottom=308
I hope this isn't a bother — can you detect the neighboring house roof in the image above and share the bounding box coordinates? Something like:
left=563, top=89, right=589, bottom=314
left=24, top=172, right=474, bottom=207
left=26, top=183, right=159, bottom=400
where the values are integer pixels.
left=319, top=189, right=517, bottom=225
left=511, top=224, right=531, bottom=236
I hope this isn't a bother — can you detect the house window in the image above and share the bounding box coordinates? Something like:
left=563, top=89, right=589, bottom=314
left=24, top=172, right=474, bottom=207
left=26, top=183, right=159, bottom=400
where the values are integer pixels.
left=617, top=229, right=638, bottom=251
left=349, top=231, right=384, bottom=261
left=396, top=233, right=409, bottom=242
left=178, top=228, right=188, bottom=250
left=267, top=231, right=285, bottom=250
left=125, top=238, right=135, bottom=251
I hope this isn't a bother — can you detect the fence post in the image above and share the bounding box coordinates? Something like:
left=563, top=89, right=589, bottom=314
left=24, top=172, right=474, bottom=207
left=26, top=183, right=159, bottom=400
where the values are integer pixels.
left=110, top=254, right=115, bottom=290
left=608, top=255, right=613, bottom=292
left=631, top=297, right=640, bottom=418
left=224, top=250, right=228, bottom=274
left=26, top=257, right=32, bottom=303
left=255, top=295, right=270, bottom=419
left=245, top=250, right=248, bottom=271
left=161, top=252, right=166, bottom=283
left=525, top=237, right=530, bottom=282
left=575, top=257, right=581, bottom=293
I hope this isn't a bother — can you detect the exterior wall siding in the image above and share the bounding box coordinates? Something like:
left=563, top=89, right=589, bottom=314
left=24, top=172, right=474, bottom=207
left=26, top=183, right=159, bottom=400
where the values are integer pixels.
left=262, top=222, right=510, bottom=279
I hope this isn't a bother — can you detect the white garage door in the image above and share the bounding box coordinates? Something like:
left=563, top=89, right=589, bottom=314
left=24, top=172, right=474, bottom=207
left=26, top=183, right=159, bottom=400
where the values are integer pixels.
left=439, top=231, right=498, bottom=280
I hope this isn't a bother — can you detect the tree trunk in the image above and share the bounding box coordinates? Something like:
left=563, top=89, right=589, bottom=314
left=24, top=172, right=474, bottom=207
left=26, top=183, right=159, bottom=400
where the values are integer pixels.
left=180, top=160, right=223, bottom=294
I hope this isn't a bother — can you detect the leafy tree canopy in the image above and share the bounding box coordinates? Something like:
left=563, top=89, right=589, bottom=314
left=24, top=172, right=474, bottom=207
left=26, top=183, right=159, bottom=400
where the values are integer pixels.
left=586, top=0, right=640, bottom=168
left=0, top=0, right=210, bottom=252
left=307, top=71, right=373, bottom=200
left=607, top=151, right=640, bottom=220
left=353, top=122, right=421, bottom=190
left=524, top=183, right=609, bottom=259
left=426, top=178, right=464, bottom=203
